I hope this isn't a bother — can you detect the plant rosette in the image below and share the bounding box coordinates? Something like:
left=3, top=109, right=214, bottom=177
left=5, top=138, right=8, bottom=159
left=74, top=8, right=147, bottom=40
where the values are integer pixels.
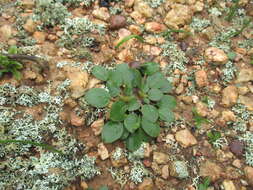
left=84, top=62, right=176, bottom=151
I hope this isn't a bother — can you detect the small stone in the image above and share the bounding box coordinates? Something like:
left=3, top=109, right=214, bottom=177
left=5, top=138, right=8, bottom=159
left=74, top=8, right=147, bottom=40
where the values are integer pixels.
left=117, top=49, right=134, bottom=62
left=175, top=129, right=197, bottom=148
left=196, top=102, right=209, bottom=117
left=62, top=65, right=88, bottom=99
left=195, top=70, right=208, bottom=87
left=145, top=22, right=167, bottom=33
left=138, top=178, right=154, bottom=190
left=80, top=181, right=88, bottom=190
left=23, top=18, right=36, bottom=33
left=23, top=70, right=37, bottom=80
left=175, top=83, right=184, bottom=94
left=70, top=111, right=84, bottom=127
left=236, top=68, right=253, bottom=83
left=161, top=165, right=169, bottom=179
left=134, top=0, right=153, bottom=18
left=221, top=86, right=238, bottom=107
left=92, top=7, right=110, bottom=21
left=64, top=98, right=77, bottom=108
left=221, top=110, right=236, bottom=123
left=244, top=166, right=253, bottom=186
left=33, top=31, right=46, bottom=44
left=153, top=152, right=169, bottom=164
left=238, top=86, right=249, bottom=95
left=0, top=25, right=12, bottom=40
left=199, top=160, right=222, bottom=181
left=222, top=180, right=236, bottom=190
left=20, top=0, right=35, bottom=9
left=129, top=25, right=143, bottom=35
left=91, top=119, right=104, bottom=136
left=229, top=140, right=244, bottom=157
left=164, top=4, right=193, bottom=29
left=205, top=47, right=228, bottom=64
left=232, top=159, right=242, bottom=168
left=109, top=15, right=126, bottom=30
left=97, top=143, right=109, bottom=160
left=169, top=161, right=189, bottom=179
left=239, top=95, right=253, bottom=111
left=125, top=0, right=135, bottom=7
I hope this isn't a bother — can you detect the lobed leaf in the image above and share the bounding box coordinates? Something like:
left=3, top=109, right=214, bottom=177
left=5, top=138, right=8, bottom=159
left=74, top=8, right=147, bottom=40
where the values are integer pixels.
left=85, top=88, right=110, bottom=108
left=92, top=65, right=109, bottom=81
left=141, top=104, right=158, bottom=123
left=102, top=121, right=124, bottom=143
left=141, top=118, right=160, bottom=137
left=110, top=100, right=128, bottom=121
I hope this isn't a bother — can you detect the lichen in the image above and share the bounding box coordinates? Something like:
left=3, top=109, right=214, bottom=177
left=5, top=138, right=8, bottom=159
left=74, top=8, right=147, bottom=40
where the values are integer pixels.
left=190, top=17, right=211, bottom=32
left=129, top=161, right=149, bottom=184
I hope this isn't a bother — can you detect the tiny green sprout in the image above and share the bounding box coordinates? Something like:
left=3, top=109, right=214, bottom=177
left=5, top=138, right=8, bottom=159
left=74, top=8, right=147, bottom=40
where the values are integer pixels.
left=84, top=62, right=176, bottom=151
left=0, top=46, right=23, bottom=80
left=115, top=35, right=144, bottom=49
left=0, top=139, right=63, bottom=154
left=250, top=60, right=253, bottom=65
left=197, top=177, right=211, bottom=190
left=226, top=0, right=240, bottom=22
left=192, top=108, right=210, bottom=128
left=207, top=131, right=221, bottom=144
left=226, top=18, right=252, bottom=39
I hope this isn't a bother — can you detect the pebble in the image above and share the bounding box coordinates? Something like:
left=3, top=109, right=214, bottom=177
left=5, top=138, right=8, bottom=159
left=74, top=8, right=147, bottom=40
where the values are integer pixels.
left=91, top=119, right=104, bottom=136
left=221, top=110, right=236, bottom=123
left=23, top=18, right=36, bottom=33
left=33, top=31, right=46, bottom=44
left=92, top=7, right=110, bottom=21
left=232, top=159, right=242, bottom=168
left=109, top=15, right=126, bottom=30
left=144, top=22, right=167, bottom=33
left=221, top=86, right=238, bottom=107
left=20, top=0, right=35, bottom=9
left=236, top=68, right=253, bottom=83
left=175, top=129, right=197, bottom=148
left=239, top=95, right=253, bottom=111
left=205, top=47, right=228, bottom=64
left=229, top=140, right=244, bottom=157
left=244, top=167, right=253, bottom=186
left=70, top=111, right=84, bottom=127
left=0, top=25, right=12, bottom=40
left=199, top=160, right=222, bottom=181
left=80, top=181, right=88, bottom=190
left=134, top=0, right=153, bottom=18
left=153, top=152, right=169, bottom=164
left=169, top=161, right=189, bottom=179
left=161, top=165, right=169, bottom=179
left=138, top=178, right=154, bottom=190
left=195, top=70, right=208, bottom=87
left=62, top=65, right=88, bottom=99
left=164, top=4, right=193, bottom=29
left=196, top=102, right=209, bottom=117
left=97, top=143, right=109, bottom=160
left=222, top=180, right=236, bottom=190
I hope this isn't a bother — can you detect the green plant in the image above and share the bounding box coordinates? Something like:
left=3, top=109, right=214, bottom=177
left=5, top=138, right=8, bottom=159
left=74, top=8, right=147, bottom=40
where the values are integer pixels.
left=207, top=131, right=221, bottom=144
left=197, top=177, right=211, bottom=190
left=226, top=0, right=240, bottom=22
left=84, top=62, right=176, bottom=151
left=115, top=35, right=144, bottom=49
left=192, top=108, right=210, bottom=128
left=0, top=46, right=23, bottom=80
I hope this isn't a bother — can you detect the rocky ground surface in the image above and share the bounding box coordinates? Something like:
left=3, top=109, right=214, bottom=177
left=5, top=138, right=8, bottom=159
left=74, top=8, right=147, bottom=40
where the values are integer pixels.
left=0, top=0, right=253, bottom=190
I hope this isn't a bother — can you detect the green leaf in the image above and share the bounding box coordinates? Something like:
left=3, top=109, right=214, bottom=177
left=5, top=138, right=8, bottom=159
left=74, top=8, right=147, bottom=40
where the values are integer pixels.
left=207, top=131, right=221, bottom=144
left=127, top=98, right=141, bottom=111
left=159, top=79, right=173, bottom=93
left=131, top=69, right=142, bottom=88
left=157, top=95, right=177, bottom=110
left=102, top=121, right=124, bottom=143
left=148, top=88, right=163, bottom=101
left=92, top=65, right=109, bottom=81
left=99, top=186, right=109, bottom=190
left=85, top=88, right=110, bottom=108
left=124, top=113, right=140, bottom=133
left=126, top=129, right=144, bottom=151
left=108, top=69, right=123, bottom=87
left=141, top=105, right=158, bottom=122
left=227, top=51, right=236, bottom=60
left=141, top=118, right=160, bottom=137
left=120, top=128, right=130, bottom=140
left=8, top=45, right=18, bottom=54
left=141, top=62, right=160, bottom=75
left=110, top=101, right=128, bottom=121
left=107, top=81, right=120, bottom=97
left=116, top=64, right=134, bottom=87
left=115, top=35, right=144, bottom=49
left=12, top=69, right=22, bottom=80
left=146, top=72, right=167, bottom=89
left=158, top=108, right=174, bottom=122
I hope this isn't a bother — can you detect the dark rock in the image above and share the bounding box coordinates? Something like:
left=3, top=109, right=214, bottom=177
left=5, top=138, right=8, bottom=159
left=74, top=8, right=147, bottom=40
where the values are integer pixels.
left=109, top=15, right=127, bottom=30
left=99, top=0, right=110, bottom=7
left=229, top=140, right=244, bottom=156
